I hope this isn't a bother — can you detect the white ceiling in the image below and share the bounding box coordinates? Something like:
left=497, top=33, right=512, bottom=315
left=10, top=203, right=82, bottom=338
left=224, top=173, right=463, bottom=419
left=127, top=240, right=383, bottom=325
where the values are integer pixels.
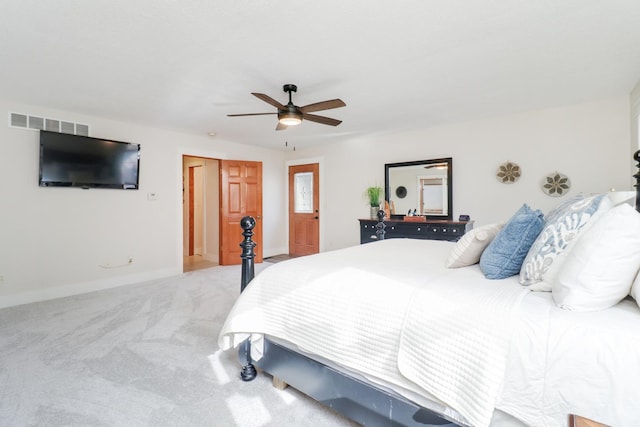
left=2, top=1, right=640, bottom=150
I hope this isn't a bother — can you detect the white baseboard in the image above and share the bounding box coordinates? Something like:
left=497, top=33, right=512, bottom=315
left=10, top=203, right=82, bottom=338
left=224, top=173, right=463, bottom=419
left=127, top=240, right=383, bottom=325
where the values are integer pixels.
left=0, top=267, right=181, bottom=309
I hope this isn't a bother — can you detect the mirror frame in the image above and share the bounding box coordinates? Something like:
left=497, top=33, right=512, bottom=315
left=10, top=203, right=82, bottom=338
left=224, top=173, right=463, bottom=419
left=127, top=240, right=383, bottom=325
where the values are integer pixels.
left=384, top=157, right=453, bottom=220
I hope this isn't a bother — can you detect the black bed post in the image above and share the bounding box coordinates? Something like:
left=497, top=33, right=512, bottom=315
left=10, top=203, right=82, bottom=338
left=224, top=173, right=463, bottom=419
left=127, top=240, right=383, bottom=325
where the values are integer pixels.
left=634, top=150, right=640, bottom=213
left=239, top=216, right=257, bottom=381
left=375, top=209, right=386, bottom=241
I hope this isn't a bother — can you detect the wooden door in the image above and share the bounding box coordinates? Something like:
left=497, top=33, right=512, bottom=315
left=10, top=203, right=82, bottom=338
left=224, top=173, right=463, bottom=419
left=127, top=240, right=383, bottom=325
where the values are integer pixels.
left=220, top=160, right=263, bottom=265
left=289, top=163, right=319, bottom=256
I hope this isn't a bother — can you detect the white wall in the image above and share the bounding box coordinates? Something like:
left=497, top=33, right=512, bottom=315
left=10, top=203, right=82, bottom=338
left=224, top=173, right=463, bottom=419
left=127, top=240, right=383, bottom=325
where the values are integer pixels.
left=289, top=96, right=632, bottom=251
left=631, top=80, right=640, bottom=154
left=0, top=101, right=287, bottom=308
left=1, top=95, right=632, bottom=307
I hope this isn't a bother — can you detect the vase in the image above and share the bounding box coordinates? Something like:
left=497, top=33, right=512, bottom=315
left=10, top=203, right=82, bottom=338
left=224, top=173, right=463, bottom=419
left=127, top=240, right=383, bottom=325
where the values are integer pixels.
left=370, top=206, right=380, bottom=220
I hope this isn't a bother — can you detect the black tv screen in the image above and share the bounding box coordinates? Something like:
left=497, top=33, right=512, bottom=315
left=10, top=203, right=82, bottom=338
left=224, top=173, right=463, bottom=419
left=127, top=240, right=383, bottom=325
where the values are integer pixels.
left=39, top=130, right=140, bottom=189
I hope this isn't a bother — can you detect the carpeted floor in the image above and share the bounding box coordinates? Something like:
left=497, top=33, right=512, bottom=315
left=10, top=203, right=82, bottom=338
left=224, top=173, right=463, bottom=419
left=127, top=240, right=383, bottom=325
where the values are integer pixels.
left=0, top=263, right=357, bottom=427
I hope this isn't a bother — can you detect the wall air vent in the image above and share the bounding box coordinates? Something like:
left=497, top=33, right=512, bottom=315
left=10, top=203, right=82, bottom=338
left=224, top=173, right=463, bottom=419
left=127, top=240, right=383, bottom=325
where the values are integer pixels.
left=9, top=112, right=89, bottom=136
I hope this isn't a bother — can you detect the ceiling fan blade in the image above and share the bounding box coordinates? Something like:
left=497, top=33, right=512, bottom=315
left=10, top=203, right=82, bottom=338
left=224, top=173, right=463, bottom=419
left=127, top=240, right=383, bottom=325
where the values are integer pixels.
left=227, top=112, right=277, bottom=117
left=299, top=99, right=346, bottom=113
left=276, top=122, right=288, bottom=131
left=252, top=93, right=286, bottom=110
left=302, top=113, right=342, bottom=126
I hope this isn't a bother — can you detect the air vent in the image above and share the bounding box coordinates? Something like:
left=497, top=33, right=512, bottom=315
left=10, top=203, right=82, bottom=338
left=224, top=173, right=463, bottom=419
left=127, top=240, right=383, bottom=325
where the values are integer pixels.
left=60, top=121, right=75, bottom=134
left=45, top=118, right=59, bottom=132
left=9, top=111, right=89, bottom=136
left=28, top=116, right=43, bottom=130
left=10, top=113, right=27, bottom=128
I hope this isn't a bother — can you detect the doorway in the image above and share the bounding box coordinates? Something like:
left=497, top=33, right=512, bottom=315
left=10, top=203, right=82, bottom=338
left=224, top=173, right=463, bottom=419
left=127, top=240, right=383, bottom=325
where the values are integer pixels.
left=182, top=156, right=220, bottom=272
left=288, top=163, right=320, bottom=256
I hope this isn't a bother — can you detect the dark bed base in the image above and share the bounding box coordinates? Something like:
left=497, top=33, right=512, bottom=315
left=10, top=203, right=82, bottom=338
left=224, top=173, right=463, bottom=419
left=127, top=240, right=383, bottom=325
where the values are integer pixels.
left=237, top=214, right=459, bottom=427
left=250, top=339, right=458, bottom=427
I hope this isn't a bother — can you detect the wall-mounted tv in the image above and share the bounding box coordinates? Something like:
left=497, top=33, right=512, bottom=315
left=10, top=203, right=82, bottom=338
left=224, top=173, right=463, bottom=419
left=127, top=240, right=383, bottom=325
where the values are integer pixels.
left=39, top=130, right=140, bottom=189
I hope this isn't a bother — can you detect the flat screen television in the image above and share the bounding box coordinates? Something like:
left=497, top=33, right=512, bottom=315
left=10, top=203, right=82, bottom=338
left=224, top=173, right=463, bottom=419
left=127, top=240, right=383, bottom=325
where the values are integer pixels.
left=39, top=130, right=140, bottom=189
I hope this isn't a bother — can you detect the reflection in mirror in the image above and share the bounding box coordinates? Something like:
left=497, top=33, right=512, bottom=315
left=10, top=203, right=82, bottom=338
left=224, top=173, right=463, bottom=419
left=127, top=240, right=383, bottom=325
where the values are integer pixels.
left=385, top=158, right=453, bottom=220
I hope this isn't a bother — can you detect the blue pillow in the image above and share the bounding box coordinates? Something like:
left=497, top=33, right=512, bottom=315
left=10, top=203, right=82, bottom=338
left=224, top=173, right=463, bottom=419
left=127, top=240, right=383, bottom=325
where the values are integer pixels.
left=480, top=204, right=544, bottom=279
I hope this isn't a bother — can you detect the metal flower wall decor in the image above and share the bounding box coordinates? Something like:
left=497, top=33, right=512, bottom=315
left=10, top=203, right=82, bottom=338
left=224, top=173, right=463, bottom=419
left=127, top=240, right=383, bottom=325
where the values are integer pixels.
left=541, top=172, right=571, bottom=197
left=496, top=161, right=521, bottom=184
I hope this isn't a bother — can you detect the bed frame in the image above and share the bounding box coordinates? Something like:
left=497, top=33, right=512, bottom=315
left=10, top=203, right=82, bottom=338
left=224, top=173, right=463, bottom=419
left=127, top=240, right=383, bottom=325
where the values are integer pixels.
left=235, top=150, right=640, bottom=427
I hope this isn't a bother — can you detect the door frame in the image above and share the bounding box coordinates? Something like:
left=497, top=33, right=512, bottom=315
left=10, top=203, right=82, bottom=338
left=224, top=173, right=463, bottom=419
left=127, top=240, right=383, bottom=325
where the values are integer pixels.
left=285, top=156, right=325, bottom=254
left=177, top=148, right=227, bottom=272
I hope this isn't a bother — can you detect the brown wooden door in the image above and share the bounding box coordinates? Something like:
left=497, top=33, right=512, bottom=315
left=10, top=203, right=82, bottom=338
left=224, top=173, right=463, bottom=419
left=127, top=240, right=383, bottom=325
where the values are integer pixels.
left=220, top=160, right=263, bottom=265
left=289, top=163, right=319, bottom=256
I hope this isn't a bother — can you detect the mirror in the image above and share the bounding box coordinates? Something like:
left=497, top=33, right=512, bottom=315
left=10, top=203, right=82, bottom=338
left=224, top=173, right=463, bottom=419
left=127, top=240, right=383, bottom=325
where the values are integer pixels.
left=384, top=157, right=453, bottom=220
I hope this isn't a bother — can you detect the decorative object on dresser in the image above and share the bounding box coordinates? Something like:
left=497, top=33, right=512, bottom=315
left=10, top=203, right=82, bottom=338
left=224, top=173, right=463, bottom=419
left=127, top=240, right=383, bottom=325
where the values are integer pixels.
left=366, top=185, right=383, bottom=219
left=403, top=215, right=426, bottom=222
left=359, top=217, right=473, bottom=243
left=385, top=157, right=453, bottom=220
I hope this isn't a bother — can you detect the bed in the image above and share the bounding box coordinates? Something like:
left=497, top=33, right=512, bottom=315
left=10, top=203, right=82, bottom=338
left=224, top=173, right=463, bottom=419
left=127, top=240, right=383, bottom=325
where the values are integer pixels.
left=218, top=153, right=640, bottom=427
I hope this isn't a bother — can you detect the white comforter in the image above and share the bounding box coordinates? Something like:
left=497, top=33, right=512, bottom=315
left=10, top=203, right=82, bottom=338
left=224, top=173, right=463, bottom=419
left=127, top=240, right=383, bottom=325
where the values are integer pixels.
left=218, top=239, right=640, bottom=427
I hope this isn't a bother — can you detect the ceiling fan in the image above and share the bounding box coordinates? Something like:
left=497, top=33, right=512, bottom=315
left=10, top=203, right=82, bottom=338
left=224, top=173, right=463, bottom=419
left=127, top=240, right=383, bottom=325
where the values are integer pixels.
left=227, top=84, right=346, bottom=131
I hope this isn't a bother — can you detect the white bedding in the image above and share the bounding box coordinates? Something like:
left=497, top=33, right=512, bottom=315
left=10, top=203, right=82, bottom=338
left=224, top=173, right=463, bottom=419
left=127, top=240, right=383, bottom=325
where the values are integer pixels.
left=218, top=238, right=640, bottom=427
left=500, top=291, right=640, bottom=426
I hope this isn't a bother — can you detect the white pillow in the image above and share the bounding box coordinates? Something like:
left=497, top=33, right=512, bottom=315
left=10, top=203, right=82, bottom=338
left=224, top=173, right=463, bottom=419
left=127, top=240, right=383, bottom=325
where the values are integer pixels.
left=446, top=223, right=503, bottom=268
left=551, top=204, right=640, bottom=311
left=606, top=190, right=635, bottom=207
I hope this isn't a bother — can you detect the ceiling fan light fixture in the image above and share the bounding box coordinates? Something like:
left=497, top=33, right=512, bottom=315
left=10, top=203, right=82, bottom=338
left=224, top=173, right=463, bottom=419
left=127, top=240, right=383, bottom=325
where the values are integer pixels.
left=278, top=112, right=302, bottom=126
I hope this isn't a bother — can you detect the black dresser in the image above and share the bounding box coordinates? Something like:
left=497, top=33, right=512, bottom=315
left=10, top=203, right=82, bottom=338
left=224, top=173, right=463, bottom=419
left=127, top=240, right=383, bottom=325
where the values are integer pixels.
left=359, top=218, right=473, bottom=244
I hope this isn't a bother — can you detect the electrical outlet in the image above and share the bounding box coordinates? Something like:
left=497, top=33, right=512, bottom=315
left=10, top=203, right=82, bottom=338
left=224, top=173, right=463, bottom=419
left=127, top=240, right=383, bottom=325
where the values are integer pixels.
left=0, top=275, right=4, bottom=283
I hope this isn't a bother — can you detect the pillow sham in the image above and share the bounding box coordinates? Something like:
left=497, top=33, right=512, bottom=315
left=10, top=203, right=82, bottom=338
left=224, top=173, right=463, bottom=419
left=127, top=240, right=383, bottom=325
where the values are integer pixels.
left=519, top=194, right=611, bottom=291
left=479, top=204, right=544, bottom=280
left=551, top=204, right=640, bottom=312
left=446, top=223, right=503, bottom=268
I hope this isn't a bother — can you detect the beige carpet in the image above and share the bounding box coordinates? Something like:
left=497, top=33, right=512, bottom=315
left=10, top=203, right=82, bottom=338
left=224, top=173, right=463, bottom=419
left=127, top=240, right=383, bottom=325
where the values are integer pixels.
left=0, top=263, right=357, bottom=427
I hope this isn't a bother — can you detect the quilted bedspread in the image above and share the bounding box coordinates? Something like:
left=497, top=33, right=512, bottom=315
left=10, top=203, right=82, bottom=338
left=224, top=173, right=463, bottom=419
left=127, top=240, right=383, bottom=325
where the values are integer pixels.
left=218, top=239, right=528, bottom=427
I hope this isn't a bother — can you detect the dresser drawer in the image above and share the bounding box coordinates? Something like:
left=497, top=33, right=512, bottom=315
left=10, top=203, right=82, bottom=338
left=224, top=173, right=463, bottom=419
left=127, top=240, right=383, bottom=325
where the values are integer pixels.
left=386, top=222, right=429, bottom=238
left=427, top=224, right=466, bottom=240
left=360, top=221, right=381, bottom=243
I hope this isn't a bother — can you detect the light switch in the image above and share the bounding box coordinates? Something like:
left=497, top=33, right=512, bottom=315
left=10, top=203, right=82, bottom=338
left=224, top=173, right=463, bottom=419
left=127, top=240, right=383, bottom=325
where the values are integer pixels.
left=147, top=192, right=158, bottom=201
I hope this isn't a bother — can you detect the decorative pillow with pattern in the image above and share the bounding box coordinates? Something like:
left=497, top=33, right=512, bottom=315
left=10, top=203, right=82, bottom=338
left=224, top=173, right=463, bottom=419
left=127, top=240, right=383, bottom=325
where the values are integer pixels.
left=519, top=193, right=611, bottom=291
left=446, top=223, right=503, bottom=268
